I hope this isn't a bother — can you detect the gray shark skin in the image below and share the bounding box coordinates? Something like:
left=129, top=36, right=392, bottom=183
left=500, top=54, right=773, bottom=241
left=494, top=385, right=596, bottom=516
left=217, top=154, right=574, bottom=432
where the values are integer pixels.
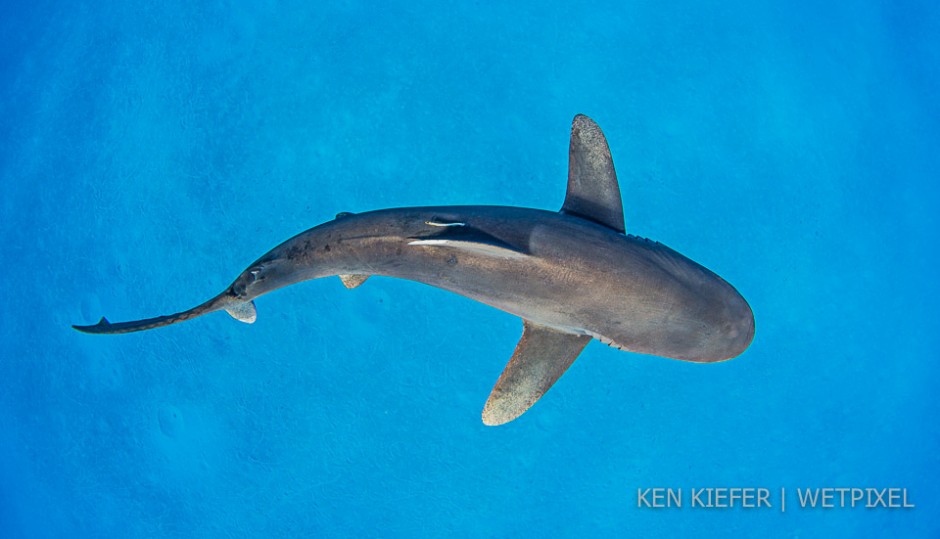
left=75, top=115, right=754, bottom=425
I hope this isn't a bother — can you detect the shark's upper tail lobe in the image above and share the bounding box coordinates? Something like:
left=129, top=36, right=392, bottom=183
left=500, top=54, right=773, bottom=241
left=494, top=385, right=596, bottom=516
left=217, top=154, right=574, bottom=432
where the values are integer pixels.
left=73, top=292, right=255, bottom=334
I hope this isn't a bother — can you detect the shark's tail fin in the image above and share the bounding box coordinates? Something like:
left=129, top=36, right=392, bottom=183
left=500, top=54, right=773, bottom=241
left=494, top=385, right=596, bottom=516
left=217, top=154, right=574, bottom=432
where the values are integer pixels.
left=73, top=292, right=255, bottom=334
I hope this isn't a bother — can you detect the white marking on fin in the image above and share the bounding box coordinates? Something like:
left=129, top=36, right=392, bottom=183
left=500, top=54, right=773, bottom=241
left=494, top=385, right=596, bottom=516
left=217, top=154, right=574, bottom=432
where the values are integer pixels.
left=425, top=220, right=466, bottom=227
left=225, top=301, right=257, bottom=324
left=408, top=239, right=448, bottom=246
left=339, top=274, right=370, bottom=289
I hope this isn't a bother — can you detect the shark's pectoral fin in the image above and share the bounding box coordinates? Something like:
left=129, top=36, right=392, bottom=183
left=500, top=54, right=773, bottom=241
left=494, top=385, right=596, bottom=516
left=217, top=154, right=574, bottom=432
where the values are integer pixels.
left=561, top=114, right=625, bottom=233
left=339, top=274, right=370, bottom=289
left=224, top=300, right=257, bottom=323
left=482, top=321, right=591, bottom=426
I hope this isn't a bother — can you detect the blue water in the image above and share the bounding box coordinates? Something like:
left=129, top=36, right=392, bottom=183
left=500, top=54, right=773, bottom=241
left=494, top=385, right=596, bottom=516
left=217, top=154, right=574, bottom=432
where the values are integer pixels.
left=2, top=1, right=938, bottom=537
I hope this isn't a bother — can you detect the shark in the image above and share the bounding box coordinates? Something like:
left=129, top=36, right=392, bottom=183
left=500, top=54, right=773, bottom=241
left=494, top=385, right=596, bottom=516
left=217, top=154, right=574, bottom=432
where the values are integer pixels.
left=74, top=115, right=754, bottom=425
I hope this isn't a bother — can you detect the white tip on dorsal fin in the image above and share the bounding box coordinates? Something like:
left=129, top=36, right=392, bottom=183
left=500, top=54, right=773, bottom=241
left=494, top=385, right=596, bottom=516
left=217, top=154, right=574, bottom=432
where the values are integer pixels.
left=425, top=220, right=465, bottom=227
left=561, top=114, right=626, bottom=233
left=225, top=301, right=257, bottom=324
left=339, top=274, right=370, bottom=289
left=482, top=321, right=591, bottom=426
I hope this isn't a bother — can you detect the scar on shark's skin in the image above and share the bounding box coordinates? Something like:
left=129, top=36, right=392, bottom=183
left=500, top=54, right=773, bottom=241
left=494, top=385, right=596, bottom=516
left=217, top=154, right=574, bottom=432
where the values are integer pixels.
left=75, top=115, right=754, bottom=426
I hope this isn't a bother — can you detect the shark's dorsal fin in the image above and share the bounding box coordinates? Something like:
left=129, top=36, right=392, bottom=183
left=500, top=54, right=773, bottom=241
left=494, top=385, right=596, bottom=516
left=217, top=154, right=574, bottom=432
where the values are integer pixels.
left=408, top=226, right=527, bottom=259
left=561, top=114, right=625, bottom=233
left=408, top=238, right=526, bottom=259
left=482, top=321, right=591, bottom=426
left=339, top=274, right=370, bottom=289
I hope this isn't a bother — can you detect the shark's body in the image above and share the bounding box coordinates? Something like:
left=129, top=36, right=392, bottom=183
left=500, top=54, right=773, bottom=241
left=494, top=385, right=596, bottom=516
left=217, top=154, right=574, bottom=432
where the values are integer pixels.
left=75, top=115, right=754, bottom=425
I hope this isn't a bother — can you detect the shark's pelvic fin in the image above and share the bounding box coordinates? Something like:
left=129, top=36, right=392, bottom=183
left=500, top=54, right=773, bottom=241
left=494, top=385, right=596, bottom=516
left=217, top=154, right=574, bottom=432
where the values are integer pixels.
left=339, top=274, right=370, bottom=289
left=561, top=114, right=625, bottom=233
left=224, top=300, right=257, bottom=323
left=482, top=321, right=591, bottom=426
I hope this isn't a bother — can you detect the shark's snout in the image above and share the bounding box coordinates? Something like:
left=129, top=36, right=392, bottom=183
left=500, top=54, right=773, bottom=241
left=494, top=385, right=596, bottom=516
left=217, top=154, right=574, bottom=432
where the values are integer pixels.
left=713, top=296, right=755, bottom=361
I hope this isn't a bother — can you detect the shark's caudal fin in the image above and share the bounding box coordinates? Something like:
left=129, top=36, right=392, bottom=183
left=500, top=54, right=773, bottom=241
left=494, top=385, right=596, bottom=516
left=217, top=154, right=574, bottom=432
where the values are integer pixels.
left=482, top=321, right=591, bottom=426
left=73, top=293, right=255, bottom=334
left=561, top=114, right=625, bottom=233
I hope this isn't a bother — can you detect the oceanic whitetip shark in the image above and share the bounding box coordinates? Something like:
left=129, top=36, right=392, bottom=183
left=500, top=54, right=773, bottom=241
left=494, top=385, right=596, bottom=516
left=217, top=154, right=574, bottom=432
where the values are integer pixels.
left=75, top=115, right=754, bottom=425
